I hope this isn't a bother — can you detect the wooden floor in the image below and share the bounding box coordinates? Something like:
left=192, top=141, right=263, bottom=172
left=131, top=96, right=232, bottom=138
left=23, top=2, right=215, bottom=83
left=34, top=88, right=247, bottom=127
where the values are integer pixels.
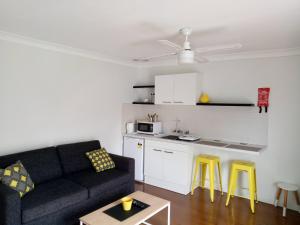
left=135, top=183, right=300, bottom=225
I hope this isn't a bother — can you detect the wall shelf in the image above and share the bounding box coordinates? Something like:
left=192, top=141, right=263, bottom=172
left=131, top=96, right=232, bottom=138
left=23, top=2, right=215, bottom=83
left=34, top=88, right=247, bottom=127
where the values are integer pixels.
left=196, top=102, right=255, bottom=107
left=132, top=102, right=254, bottom=106
left=132, top=102, right=154, bottom=105
left=133, top=85, right=155, bottom=89
left=133, top=84, right=155, bottom=104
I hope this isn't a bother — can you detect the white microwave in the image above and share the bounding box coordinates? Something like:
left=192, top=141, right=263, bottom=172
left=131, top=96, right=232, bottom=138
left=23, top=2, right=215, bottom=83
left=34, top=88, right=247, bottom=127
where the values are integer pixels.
left=137, top=121, right=162, bottom=134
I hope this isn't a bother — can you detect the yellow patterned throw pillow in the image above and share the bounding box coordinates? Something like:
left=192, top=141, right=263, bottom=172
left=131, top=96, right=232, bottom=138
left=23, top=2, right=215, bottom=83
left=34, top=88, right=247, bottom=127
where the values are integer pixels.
left=0, top=161, right=35, bottom=197
left=86, top=148, right=115, bottom=172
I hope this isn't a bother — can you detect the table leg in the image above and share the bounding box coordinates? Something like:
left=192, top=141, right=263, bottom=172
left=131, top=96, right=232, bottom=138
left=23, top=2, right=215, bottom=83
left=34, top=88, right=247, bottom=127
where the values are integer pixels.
left=167, top=203, right=171, bottom=225
left=141, top=204, right=170, bottom=225
left=274, top=188, right=282, bottom=207
left=294, top=191, right=300, bottom=205
left=294, top=191, right=300, bottom=213
left=283, top=190, right=288, bottom=217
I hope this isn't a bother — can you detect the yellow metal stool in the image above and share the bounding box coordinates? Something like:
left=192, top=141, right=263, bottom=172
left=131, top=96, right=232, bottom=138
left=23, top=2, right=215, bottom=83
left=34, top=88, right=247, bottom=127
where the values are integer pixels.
left=191, top=154, right=223, bottom=202
left=226, top=160, right=258, bottom=213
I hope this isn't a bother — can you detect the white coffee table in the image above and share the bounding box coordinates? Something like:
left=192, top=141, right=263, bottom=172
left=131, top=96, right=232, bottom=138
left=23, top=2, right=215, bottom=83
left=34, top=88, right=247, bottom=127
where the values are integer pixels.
left=79, top=191, right=171, bottom=225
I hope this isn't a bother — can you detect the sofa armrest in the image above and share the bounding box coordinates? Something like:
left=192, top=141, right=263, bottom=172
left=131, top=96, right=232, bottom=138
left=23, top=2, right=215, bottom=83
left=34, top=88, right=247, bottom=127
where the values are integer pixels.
left=109, top=154, right=135, bottom=175
left=0, top=184, right=21, bottom=225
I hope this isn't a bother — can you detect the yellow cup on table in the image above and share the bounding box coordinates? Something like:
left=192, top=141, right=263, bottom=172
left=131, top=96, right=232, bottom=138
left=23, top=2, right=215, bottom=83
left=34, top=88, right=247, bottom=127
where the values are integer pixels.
left=121, top=197, right=133, bottom=211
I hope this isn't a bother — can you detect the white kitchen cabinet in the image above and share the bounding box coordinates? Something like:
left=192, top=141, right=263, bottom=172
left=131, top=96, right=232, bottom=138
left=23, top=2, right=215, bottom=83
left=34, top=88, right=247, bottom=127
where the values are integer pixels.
left=144, top=146, right=164, bottom=180
left=173, top=74, right=198, bottom=105
left=155, top=73, right=201, bottom=105
left=144, top=140, right=194, bottom=194
left=154, top=75, right=173, bottom=104
left=162, top=149, right=192, bottom=186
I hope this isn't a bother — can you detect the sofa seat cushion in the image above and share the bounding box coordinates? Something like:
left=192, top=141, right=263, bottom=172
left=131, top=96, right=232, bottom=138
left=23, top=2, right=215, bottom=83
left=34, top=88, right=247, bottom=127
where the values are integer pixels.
left=21, top=178, right=88, bottom=223
left=66, top=169, right=131, bottom=198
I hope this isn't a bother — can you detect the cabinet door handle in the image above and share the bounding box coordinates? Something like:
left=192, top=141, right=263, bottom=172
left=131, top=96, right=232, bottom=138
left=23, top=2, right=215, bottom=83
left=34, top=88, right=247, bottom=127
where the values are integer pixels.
left=173, top=101, right=184, bottom=103
left=153, top=149, right=162, bottom=152
left=164, top=151, right=174, bottom=154
left=162, top=101, right=171, bottom=103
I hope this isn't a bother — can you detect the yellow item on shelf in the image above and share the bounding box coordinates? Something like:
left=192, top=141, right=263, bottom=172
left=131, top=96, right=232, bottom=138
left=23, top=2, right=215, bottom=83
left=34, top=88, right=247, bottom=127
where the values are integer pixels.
left=121, top=197, right=133, bottom=211
left=191, top=154, right=223, bottom=202
left=225, top=160, right=258, bottom=213
left=199, top=93, right=210, bottom=103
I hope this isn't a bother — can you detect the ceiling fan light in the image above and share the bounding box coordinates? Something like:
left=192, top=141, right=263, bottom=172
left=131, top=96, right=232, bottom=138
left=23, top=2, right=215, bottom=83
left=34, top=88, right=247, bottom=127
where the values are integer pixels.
left=178, top=50, right=194, bottom=64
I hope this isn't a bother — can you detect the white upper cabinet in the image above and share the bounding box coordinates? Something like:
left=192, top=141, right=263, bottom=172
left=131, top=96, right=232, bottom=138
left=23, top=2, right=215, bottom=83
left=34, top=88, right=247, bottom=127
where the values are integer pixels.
left=155, top=73, right=201, bottom=105
left=154, top=75, right=173, bottom=104
left=173, top=74, right=198, bottom=105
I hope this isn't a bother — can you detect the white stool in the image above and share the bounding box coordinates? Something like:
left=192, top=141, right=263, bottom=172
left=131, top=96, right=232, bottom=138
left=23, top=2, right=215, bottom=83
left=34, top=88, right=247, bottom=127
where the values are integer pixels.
left=274, top=182, right=300, bottom=217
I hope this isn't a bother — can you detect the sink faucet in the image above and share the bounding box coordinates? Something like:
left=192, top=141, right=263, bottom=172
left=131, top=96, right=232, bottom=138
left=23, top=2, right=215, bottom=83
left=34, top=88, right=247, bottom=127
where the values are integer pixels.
left=173, top=118, right=181, bottom=134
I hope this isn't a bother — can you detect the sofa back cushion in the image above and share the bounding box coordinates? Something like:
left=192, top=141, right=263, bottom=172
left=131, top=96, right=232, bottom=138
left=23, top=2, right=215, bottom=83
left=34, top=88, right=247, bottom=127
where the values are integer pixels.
left=0, top=147, right=62, bottom=184
left=57, top=140, right=101, bottom=174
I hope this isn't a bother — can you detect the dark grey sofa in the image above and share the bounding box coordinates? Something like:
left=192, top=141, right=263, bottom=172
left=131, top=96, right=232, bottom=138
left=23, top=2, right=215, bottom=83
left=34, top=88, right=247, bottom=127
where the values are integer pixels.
left=0, top=140, right=135, bottom=225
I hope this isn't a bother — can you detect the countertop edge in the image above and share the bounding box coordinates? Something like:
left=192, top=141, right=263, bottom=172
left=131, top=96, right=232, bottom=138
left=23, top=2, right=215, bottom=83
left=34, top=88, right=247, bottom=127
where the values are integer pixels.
left=123, top=133, right=266, bottom=155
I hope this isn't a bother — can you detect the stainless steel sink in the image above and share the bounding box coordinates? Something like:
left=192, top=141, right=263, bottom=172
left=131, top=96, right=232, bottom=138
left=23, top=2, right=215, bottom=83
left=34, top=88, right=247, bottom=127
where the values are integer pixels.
left=160, top=135, right=199, bottom=142
left=160, top=135, right=180, bottom=140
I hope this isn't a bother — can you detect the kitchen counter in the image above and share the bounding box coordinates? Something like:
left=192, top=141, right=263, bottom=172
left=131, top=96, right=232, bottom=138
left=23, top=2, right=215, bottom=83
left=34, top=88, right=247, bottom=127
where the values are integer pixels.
left=123, top=133, right=266, bottom=155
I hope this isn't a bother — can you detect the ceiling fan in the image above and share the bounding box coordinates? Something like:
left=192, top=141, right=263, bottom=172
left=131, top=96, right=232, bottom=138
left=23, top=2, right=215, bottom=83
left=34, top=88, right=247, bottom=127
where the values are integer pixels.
left=133, top=27, right=242, bottom=64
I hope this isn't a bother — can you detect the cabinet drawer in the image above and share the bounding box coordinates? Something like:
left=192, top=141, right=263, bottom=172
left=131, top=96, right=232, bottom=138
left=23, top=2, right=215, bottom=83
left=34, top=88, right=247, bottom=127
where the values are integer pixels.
left=146, top=140, right=193, bottom=153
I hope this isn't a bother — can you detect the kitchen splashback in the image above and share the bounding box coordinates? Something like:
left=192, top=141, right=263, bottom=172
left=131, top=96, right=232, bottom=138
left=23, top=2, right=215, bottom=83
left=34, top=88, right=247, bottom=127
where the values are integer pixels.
left=122, top=103, right=268, bottom=145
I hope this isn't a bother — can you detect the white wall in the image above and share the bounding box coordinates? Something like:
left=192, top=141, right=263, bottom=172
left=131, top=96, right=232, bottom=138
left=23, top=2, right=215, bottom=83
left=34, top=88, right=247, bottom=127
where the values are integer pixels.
left=0, top=39, right=137, bottom=155
left=123, top=56, right=300, bottom=210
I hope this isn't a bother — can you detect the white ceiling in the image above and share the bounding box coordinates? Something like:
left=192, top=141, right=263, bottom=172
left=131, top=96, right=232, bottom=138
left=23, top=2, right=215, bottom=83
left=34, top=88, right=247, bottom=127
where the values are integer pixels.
left=0, top=0, right=300, bottom=64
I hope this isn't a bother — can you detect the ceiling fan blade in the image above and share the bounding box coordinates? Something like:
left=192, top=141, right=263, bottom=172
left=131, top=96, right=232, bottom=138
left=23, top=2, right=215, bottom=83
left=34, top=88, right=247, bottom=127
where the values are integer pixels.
left=158, top=40, right=182, bottom=51
left=195, top=43, right=242, bottom=54
left=194, top=55, right=209, bottom=63
left=133, top=52, right=177, bottom=62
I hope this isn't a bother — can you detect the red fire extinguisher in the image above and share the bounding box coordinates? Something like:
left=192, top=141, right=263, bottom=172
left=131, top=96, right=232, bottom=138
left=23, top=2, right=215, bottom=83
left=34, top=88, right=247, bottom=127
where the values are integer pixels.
left=257, top=87, right=270, bottom=113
